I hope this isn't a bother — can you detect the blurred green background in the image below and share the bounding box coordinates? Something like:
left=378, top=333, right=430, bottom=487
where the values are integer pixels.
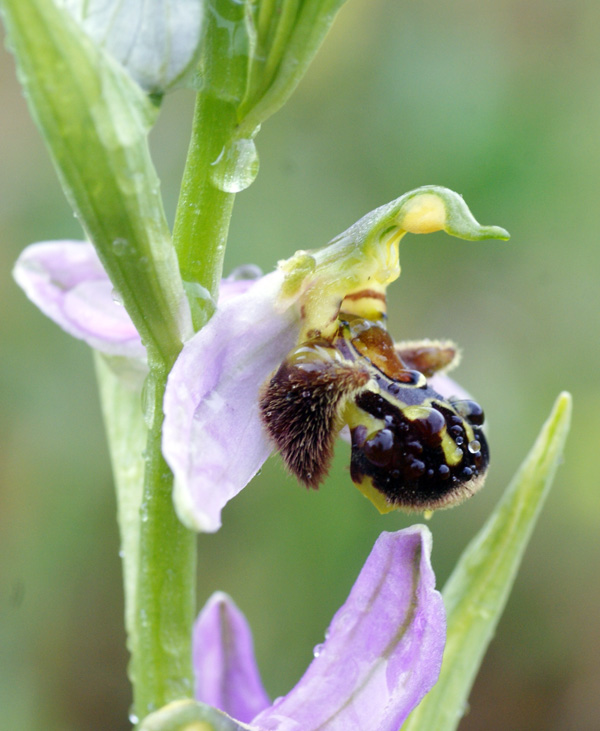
left=1, top=1, right=599, bottom=729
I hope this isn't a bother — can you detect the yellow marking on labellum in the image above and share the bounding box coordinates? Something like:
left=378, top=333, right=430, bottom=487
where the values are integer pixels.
left=462, top=419, right=477, bottom=446
left=400, top=405, right=434, bottom=420
left=440, top=432, right=464, bottom=467
left=402, top=404, right=464, bottom=467
left=343, top=400, right=385, bottom=434
left=354, top=475, right=396, bottom=514
left=401, top=194, right=447, bottom=234
left=340, top=287, right=387, bottom=320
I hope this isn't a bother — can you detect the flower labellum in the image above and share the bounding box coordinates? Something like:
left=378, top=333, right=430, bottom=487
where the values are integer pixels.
left=261, top=319, right=489, bottom=514
left=259, top=186, right=508, bottom=515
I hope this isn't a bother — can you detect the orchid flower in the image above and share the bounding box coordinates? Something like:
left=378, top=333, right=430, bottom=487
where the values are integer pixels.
left=139, top=525, right=445, bottom=731
left=13, top=186, right=509, bottom=534
left=4, top=1, right=575, bottom=727
left=164, top=187, right=509, bottom=532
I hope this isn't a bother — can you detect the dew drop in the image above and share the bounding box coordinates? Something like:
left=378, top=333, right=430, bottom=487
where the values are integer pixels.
left=128, top=708, right=139, bottom=724
left=210, top=138, right=260, bottom=193
left=313, top=643, right=325, bottom=658
left=112, top=237, right=129, bottom=256
left=111, top=288, right=124, bottom=305
left=452, top=446, right=464, bottom=462
left=413, top=408, right=445, bottom=444
left=452, top=399, right=485, bottom=426
left=406, top=459, right=426, bottom=479
left=183, top=280, right=215, bottom=308
left=228, top=263, right=263, bottom=280
left=363, top=428, right=395, bottom=467
left=468, top=439, right=481, bottom=454
left=438, top=464, right=451, bottom=480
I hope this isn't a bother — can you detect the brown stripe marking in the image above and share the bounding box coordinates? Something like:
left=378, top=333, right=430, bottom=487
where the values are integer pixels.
left=343, top=289, right=386, bottom=302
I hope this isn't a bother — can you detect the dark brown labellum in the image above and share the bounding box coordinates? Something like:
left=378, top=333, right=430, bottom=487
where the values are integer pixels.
left=260, top=313, right=489, bottom=512
left=350, top=389, right=489, bottom=511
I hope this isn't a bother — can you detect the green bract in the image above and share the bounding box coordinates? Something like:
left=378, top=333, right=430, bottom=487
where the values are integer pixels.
left=1, top=0, right=190, bottom=367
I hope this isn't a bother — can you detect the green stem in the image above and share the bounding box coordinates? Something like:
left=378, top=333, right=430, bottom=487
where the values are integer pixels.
left=132, top=364, right=197, bottom=722
left=94, top=355, right=197, bottom=725
left=173, top=93, right=238, bottom=327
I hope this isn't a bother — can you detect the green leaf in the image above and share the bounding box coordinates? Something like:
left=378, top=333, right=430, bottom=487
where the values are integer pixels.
left=94, top=354, right=147, bottom=654
left=199, top=0, right=256, bottom=105
left=196, top=0, right=350, bottom=132
left=237, top=0, right=350, bottom=137
left=403, top=392, right=572, bottom=731
left=1, top=0, right=190, bottom=366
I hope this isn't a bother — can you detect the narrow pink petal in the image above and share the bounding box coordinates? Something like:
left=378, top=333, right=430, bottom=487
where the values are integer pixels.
left=163, top=270, right=300, bottom=532
left=252, top=526, right=446, bottom=731
left=194, top=592, right=271, bottom=723
left=13, top=240, right=145, bottom=358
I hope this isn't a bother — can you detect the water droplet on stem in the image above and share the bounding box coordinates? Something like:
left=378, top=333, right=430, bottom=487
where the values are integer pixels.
left=210, top=138, right=259, bottom=193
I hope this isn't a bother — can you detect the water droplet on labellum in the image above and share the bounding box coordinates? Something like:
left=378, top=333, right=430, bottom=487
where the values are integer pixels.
left=468, top=439, right=481, bottom=453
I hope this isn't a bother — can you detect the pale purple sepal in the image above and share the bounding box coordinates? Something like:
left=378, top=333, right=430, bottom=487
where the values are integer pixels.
left=162, top=270, right=300, bottom=532
left=429, top=373, right=472, bottom=402
left=194, top=592, right=271, bottom=724
left=12, top=241, right=258, bottom=362
left=13, top=240, right=146, bottom=358
left=251, top=525, right=445, bottom=731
